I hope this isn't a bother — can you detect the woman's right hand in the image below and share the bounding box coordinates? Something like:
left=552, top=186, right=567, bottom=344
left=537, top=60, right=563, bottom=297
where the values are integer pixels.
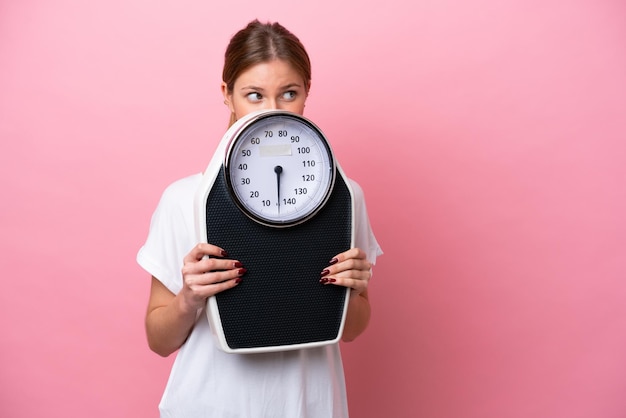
left=179, top=243, right=246, bottom=313
left=146, top=243, right=245, bottom=356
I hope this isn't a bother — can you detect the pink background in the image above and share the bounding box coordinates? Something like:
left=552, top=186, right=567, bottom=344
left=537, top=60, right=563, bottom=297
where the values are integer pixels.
left=1, top=1, right=625, bottom=417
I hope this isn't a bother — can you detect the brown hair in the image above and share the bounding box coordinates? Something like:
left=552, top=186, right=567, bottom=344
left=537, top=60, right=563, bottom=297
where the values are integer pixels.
left=223, top=20, right=312, bottom=126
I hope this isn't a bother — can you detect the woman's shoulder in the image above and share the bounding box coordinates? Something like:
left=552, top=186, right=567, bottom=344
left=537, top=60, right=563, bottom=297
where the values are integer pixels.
left=345, top=176, right=365, bottom=203
left=159, top=173, right=203, bottom=203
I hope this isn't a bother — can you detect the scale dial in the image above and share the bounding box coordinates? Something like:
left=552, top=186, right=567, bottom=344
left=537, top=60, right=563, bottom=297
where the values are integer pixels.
left=224, top=110, right=336, bottom=227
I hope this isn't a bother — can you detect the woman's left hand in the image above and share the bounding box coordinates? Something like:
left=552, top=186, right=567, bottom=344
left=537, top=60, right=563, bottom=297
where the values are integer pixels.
left=320, top=248, right=372, bottom=296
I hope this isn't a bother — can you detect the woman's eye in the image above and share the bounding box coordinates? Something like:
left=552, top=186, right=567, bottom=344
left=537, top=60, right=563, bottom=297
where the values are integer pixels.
left=282, top=91, right=297, bottom=101
left=246, top=92, right=263, bottom=102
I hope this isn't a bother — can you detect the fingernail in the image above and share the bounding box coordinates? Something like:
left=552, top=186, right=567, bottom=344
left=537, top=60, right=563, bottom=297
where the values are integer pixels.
left=234, top=261, right=243, bottom=268
left=320, top=269, right=330, bottom=277
left=235, top=278, right=242, bottom=284
left=329, top=258, right=338, bottom=265
left=221, top=250, right=229, bottom=257
left=329, top=278, right=336, bottom=283
left=238, top=268, right=247, bottom=276
left=319, top=278, right=329, bottom=284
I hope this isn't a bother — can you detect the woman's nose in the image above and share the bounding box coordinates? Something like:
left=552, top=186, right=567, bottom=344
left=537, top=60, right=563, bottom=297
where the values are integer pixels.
left=264, top=99, right=278, bottom=110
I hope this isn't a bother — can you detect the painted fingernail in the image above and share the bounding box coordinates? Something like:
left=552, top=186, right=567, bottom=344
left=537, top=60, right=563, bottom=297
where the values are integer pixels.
left=238, top=268, right=247, bottom=276
left=320, top=269, right=330, bottom=277
left=235, top=278, right=242, bottom=284
left=234, top=261, right=243, bottom=268
left=329, top=258, right=338, bottom=265
left=319, top=278, right=329, bottom=284
left=329, top=278, right=336, bottom=283
left=221, top=250, right=229, bottom=257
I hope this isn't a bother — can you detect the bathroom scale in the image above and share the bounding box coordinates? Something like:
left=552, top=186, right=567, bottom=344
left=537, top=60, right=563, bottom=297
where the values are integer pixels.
left=194, top=109, right=354, bottom=353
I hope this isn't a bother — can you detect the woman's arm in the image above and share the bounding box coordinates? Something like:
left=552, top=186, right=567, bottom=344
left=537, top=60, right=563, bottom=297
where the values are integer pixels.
left=342, top=289, right=371, bottom=342
left=145, top=243, right=245, bottom=357
left=145, top=278, right=199, bottom=357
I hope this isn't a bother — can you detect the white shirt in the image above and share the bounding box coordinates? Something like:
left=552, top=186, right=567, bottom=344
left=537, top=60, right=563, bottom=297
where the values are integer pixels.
left=137, top=173, right=381, bottom=418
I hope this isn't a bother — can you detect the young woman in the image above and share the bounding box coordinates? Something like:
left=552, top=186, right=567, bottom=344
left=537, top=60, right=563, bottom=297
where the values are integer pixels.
left=138, top=20, right=382, bottom=417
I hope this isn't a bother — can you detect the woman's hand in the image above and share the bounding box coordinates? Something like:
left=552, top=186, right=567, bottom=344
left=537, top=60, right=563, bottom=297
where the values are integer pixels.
left=179, top=243, right=246, bottom=313
left=320, top=248, right=373, bottom=342
left=146, top=243, right=245, bottom=356
left=319, top=247, right=371, bottom=296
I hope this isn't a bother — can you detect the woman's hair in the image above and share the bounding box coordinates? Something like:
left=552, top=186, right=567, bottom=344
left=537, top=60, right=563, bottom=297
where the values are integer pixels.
left=223, top=20, right=312, bottom=125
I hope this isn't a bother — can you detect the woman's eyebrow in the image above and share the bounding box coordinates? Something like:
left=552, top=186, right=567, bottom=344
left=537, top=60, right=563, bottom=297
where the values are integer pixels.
left=239, top=83, right=303, bottom=91
left=240, top=85, right=265, bottom=91
left=281, top=83, right=302, bottom=89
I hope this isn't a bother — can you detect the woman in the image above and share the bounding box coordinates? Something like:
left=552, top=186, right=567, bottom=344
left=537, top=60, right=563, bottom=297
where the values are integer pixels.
left=138, top=19, right=382, bottom=417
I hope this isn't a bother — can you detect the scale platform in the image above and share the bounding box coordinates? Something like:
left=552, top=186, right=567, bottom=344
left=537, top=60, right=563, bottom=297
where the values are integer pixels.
left=196, top=165, right=354, bottom=353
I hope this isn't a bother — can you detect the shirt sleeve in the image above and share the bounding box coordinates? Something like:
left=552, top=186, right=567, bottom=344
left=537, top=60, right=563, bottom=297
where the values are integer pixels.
left=349, top=179, right=383, bottom=266
left=136, top=176, right=198, bottom=295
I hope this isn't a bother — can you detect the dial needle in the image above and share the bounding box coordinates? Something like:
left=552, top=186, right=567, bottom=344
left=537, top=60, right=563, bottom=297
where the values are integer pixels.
left=274, top=165, right=283, bottom=214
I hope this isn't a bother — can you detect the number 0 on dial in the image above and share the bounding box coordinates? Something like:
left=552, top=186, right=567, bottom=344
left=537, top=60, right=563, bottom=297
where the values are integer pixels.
left=224, top=110, right=336, bottom=227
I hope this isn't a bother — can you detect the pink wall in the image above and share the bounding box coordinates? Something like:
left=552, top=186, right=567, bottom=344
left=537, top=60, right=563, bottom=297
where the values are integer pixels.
left=1, top=1, right=625, bottom=417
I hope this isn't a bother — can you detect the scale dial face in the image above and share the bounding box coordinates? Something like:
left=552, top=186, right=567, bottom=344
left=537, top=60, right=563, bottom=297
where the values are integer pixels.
left=224, top=111, right=336, bottom=227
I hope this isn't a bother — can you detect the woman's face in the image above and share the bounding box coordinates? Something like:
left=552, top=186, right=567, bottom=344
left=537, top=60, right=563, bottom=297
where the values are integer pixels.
left=222, top=59, right=308, bottom=121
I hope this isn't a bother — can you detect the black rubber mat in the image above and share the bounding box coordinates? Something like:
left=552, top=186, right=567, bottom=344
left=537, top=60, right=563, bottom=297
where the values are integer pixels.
left=205, top=168, right=352, bottom=350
